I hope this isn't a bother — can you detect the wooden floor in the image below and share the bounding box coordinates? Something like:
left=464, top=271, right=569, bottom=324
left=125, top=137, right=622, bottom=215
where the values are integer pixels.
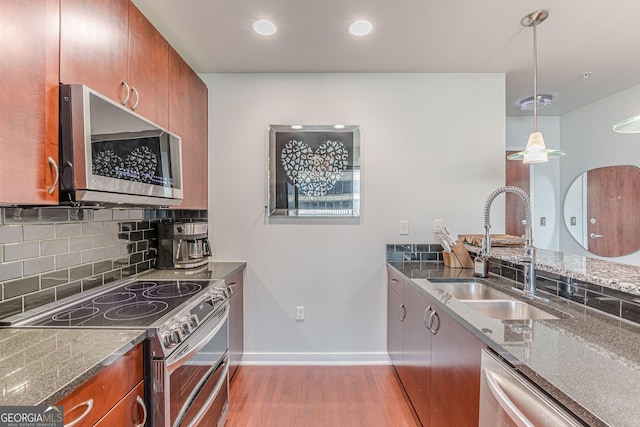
left=226, top=366, right=420, bottom=427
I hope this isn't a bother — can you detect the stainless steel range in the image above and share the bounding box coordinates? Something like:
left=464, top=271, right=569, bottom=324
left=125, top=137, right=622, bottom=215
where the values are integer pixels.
left=1, top=277, right=231, bottom=427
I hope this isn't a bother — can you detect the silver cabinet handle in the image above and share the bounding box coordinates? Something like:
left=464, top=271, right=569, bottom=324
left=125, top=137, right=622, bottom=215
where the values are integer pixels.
left=429, top=311, right=440, bottom=335
left=391, top=278, right=399, bottom=284
left=398, top=304, right=406, bottom=322
left=130, top=86, right=139, bottom=110
left=47, top=156, right=58, bottom=194
left=64, top=398, right=94, bottom=427
left=134, top=395, right=147, bottom=427
left=590, top=233, right=604, bottom=239
left=121, top=80, right=130, bottom=106
left=423, top=306, right=432, bottom=329
left=484, top=369, right=534, bottom=426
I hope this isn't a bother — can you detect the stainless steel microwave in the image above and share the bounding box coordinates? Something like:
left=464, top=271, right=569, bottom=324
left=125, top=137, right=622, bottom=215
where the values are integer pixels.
left=59, top=84, right=183, bottom=206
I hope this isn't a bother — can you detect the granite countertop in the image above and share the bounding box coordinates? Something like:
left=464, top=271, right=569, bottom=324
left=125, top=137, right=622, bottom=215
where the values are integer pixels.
left=468, top=245, right=640, bottom=296
left=136, top=261, right=246, bottom=281
left=393, top=263, right=640, bottom=427
left=0, top=328, right=146, bottom=406
left=0, top=261, right=246, bottom=408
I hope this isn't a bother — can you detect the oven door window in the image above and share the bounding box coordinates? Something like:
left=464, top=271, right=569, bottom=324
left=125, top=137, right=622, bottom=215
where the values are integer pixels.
left=169, top=317, right=228, bottom=427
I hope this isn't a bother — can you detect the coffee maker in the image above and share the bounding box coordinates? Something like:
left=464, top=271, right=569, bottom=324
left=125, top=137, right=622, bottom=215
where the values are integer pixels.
left=156, top=222, right=211, bottom=269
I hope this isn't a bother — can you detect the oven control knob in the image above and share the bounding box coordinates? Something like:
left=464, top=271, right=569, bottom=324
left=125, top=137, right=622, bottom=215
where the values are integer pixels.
left=189, top=314, right=199, bottom=328
left=162, top=332, right=174, bottom=348
left=179, top=319, right=191, bottom=336
left=170, top=328, right=182, bottom=345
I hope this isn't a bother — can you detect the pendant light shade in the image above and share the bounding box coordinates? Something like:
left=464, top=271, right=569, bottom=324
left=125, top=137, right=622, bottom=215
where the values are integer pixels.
left=508, top=10, right=566, bottom=163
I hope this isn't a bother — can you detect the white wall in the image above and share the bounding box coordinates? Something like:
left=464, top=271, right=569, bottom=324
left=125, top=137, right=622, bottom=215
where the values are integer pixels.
left=506, top=116, right=561, bottom=250
left=559, top=83, right=640, bottom=266
left=203, top=73, right=505, bottom=363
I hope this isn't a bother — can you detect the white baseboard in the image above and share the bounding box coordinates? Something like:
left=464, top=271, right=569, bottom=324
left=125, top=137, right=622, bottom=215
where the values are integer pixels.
left=240, top=352, right=391, bottom=366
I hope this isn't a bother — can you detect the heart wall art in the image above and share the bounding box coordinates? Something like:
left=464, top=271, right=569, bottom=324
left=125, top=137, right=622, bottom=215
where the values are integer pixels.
left=268, top=124, right=360, bottom=217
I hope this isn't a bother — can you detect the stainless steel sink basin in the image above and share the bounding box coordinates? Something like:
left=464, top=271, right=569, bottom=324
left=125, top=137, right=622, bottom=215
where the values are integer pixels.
left=461, top=300, right=559, bottom=320
left=433, top=282, right=513, bottom=300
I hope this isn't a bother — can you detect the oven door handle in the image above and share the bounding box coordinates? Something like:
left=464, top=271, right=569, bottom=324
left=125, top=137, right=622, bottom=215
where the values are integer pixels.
left=166, top=305, right=228, bottom=374
left=184, top=358, right=229, bottom=427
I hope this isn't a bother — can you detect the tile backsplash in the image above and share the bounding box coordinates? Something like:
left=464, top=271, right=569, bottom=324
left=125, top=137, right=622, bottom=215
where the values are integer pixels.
left=0, top=207, right=207, bottom=319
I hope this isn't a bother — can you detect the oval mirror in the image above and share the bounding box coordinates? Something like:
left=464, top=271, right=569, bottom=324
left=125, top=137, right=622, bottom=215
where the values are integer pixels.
left=563, top=165, right=640, bottom=257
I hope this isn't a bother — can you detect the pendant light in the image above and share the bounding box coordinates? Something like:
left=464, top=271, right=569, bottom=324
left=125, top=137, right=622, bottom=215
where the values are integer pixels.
left=508, top=10, right=566, bottom=163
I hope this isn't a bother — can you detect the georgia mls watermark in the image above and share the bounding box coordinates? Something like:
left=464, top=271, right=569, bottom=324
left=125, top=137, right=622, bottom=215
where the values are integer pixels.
left=0, top=406, right=63, bottom=427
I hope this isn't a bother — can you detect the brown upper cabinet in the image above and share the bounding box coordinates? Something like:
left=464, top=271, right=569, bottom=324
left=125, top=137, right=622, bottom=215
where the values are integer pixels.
left=60, top=0, right=170, bottom=129
left=169, top=47, right=208, bottom=209
left=0, top=0, right=60, bottom=205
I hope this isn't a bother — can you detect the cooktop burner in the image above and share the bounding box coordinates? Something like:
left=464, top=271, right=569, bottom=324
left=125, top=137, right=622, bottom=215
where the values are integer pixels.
left=26, top=279, right=220, bottom=328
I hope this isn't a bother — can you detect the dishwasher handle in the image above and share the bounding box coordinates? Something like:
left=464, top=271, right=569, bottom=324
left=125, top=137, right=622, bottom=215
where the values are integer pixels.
left=484, top=368, right=534, bottom=427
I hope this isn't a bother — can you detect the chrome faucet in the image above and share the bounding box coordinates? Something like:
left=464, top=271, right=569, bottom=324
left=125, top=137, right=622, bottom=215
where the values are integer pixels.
left=474, top=186, right=542, bottom=299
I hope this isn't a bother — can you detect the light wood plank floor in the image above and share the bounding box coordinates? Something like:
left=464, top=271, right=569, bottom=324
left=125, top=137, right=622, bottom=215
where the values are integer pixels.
left=226, top=366, right=420, bottom=427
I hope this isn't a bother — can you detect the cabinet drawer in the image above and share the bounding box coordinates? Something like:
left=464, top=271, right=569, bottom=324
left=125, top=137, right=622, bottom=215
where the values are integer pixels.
left=387, top=267, right=404, bottom=297
left=57, top=343, right=143, bottom=426
left=95, top=381, right=146, bottom=427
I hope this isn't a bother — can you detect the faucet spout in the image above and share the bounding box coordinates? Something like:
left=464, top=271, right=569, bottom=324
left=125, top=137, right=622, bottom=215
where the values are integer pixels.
left=475, top=186, right=539, bottom=297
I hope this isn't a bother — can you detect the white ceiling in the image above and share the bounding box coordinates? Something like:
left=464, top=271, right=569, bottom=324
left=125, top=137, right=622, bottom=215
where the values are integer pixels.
left=133, top=0, right=640, bottom=117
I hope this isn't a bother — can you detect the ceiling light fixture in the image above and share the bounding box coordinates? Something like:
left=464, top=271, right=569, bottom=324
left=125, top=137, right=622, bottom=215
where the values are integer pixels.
left=291, top=125, right=303, bottom=130
left=349, top=20, right=373, bottom=36
left=253, top=19, right=277, bottom=36
left=334, top=124, right=345, bottom=129
left=519, top=94, right=553, bottom=111
left=508, top=10, right=565, bottom=164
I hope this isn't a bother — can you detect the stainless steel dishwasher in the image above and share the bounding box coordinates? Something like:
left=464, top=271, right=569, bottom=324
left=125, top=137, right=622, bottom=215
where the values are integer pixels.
left=479, top=350, right=584, bottom=427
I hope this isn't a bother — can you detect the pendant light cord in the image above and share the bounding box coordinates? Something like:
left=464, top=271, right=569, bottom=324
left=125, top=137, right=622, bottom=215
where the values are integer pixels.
left=533, top=23, right=538, bottom=132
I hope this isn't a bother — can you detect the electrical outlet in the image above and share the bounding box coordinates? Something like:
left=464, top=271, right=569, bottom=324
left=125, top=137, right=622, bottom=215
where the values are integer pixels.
left=434, top=219, right=443, bottom=233
left=540, top=217, right=547, bottom=226
left=296, top=306, right=305, bottom=321
left=399, top=220, right=409, bottom=235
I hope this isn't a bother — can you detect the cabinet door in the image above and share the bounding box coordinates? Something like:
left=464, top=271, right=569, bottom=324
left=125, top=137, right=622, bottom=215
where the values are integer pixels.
left=169, top=47, right=208, bottom=209
left=60, top=0, right=129, bottom=104
left=0, top=0, right=59, bottom=205
left=387, top=281, right=404, bottom=368
left=57, top=344, right=143, bottom=426
left=128, top=2, right=169, bottom=128
left=94, top=381, right=146, bottom=427
left=402, top=282, right=433, bottom=427
left=430, top=307, right=485, bottom=426
left=228, top=271, right=244, bottom=381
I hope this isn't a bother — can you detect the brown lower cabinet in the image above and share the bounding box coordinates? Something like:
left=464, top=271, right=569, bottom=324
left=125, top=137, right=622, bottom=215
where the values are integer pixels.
left=56, top=343, right=146, bottom=426
left=387, top=266, right=485, bottom=426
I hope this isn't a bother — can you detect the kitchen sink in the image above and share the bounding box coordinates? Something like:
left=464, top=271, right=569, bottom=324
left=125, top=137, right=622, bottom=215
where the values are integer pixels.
left=461, top=300, right=559, bottom=320
left=432, top=281, right=513, bottom=300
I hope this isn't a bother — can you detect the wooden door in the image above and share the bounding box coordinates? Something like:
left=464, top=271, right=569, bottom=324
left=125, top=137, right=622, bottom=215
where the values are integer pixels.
left=60, top=0, right=129, bottom=104
left=128, top=2, right=169, bottom=128
left=430, top=307, right=485, bottom=426
left=587, top=165, right=640, bottom=257
left=505, top=151, right=530, bottom=237
left=169, top=47, right=208, bottom=209
left=0, top=0, right=59, bottom=205
left=402, top=282, right=433, bottom=427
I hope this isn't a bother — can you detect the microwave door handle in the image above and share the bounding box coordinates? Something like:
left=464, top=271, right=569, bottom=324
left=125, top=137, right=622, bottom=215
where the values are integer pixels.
left=203, top=238, right=211, bottom=257
left=166, top=306, right=228, bottom=374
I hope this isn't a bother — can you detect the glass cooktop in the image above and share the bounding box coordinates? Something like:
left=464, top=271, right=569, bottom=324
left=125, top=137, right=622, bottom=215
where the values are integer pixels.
left=26, top=279, right=217, bottom=328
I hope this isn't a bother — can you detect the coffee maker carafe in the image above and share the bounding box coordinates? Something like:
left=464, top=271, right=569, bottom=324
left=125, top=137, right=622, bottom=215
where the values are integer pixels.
left=156, top=222, right=211, bottom=269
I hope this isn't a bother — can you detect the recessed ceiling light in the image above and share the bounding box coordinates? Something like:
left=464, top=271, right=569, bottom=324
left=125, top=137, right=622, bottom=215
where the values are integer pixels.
left=253, top=19, right=277, bottom=36
left=291, top=125, right=303, bottom=130
left=349, top=20, right=373, bottom=36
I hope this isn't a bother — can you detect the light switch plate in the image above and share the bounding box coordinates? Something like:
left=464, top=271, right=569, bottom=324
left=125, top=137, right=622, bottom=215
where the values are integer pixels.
left=400, top=220, right=409, bottom=235
left=434, top=219, right=443, bottom=233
